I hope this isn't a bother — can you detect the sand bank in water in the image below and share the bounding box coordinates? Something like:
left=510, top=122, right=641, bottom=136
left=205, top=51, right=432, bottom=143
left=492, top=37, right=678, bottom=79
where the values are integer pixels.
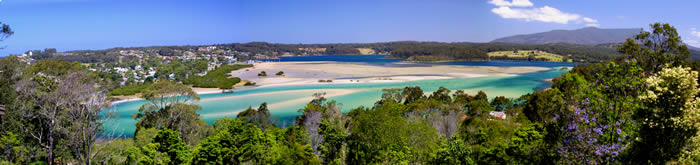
left=231, top=61, right=550, bottom=88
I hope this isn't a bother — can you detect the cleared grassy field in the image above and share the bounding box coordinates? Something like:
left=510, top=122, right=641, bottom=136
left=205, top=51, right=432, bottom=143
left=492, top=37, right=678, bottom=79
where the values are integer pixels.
left=488, top=50, right=568, bottom=62
left=357, top=48, right=375, bottom=55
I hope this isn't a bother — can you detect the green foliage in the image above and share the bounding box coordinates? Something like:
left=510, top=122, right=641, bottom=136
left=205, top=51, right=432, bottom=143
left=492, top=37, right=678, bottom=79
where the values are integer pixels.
left=244, top=81, right=255, bottom=86
left=390, top=42, right=489, bottom=62
left=275, top=71, right=284, bottom=76
left=151, top=128, right=191, bottom=164
left=126, top=128, right=191, bottom=164
left=0, top=132, right=29, bottom=164
left=257, top=71, right=267, bottom=77
left=0, top=21, right=13, bottom=41
left=135, top=128, right=159, bottom=147
left=346, top=101, right=439, bottom=164
left=275, top=126, right=322, bottom=165
left=191, top=119, right=281, bottom=164
left=401, top=86, right=425, bottom=104
left=236, top=102, right=276, bottom=130
left=627, top=66, right=700, bottom=164
left=618, top=23, right=690, bottom=72
left=29, top=59, right=82, bottom=77
left=183, top=64, right=251, bottom=89
left=92, top=138, right=135, bottom=164
left=108, top=82, right=152, bottom=96
left=429, top=86, right=452, bottom=104
left=319, top=119, right=348, bottom=164
left=491, top=96, right=510, bottom=111
left=135, top=81, right=210, bottom=145
left=505, top=124, right=546, bottom=164
left=430, top=139, right=475, bottom=165
left=387, top=42, right=619, bottom=62
left=522, top=89, right=566, bottom=123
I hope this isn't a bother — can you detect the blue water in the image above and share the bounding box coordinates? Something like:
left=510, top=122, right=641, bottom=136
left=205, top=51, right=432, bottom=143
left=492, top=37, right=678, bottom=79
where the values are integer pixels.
left=104, top=55, right=573, bottom=137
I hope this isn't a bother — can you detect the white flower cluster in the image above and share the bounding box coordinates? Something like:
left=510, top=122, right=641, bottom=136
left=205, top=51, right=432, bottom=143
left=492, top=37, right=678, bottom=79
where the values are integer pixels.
left=642, top=66, right=700, bottom=163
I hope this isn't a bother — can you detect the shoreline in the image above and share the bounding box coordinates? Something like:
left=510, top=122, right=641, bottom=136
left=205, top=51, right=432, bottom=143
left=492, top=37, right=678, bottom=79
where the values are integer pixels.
left=109, top=87, right=230, bottom=105
left=231, top=61, right=551, bottom=89
left=110, top=61, right=561, bottom=105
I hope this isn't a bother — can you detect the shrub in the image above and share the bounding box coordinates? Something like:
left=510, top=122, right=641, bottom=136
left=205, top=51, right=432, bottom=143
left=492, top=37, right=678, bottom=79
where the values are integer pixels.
left=183, top=64, right=251, bottom=89
left=109, top=83, right=152, bottom=96
left=244, top=81, right=256, bottom=86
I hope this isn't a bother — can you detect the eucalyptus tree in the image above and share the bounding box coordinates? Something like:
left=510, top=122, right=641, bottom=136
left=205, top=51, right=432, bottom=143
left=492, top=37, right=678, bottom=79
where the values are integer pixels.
left=133, top=80, right=209, bottom=145
left=15, top=61, right=110, bottom=165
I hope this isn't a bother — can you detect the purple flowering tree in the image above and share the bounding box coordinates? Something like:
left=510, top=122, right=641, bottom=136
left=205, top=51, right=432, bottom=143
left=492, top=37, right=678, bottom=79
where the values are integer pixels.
left=557, top=60, right=643, bottom=164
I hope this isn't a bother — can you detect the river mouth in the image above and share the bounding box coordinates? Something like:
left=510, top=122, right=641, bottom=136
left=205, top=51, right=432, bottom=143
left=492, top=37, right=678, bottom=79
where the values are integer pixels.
left=102, top=56, right=573, bottom=137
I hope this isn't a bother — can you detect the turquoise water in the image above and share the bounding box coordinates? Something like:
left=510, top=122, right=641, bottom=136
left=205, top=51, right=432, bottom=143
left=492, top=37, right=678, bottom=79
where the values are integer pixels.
left=103, top=56, right=573, bottom=137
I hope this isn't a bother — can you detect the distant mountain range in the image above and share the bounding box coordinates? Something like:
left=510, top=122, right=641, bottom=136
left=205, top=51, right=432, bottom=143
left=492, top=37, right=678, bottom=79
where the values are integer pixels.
left=492, top=27, right=700, bottom=61
left=690, top=46, right=700, bottom=51
left=491, top=27, right=640, bottom=45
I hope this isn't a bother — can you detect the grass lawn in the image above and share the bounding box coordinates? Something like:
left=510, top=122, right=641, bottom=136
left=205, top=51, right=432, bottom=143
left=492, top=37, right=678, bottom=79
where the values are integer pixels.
left=357, top=48, right=375, bottom=55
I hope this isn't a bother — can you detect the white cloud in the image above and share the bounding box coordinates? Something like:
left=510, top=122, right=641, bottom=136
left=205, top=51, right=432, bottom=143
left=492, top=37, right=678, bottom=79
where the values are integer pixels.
left=586, top=24, right=600, bottom=27
left=488, top=1, right=597, bottom=26
left=583, top=17, right=597, bottom=23
left=488, top=0, right=533, bottom=7
left=491, top=6, right=582, bottom=24
left=692, top=28, right=700, bottom=38
left=686, top=40, right=700, bottom=48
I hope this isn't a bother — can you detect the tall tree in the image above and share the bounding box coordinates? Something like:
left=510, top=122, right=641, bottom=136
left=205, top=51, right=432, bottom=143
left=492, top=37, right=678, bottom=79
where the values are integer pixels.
left=134, top=80, right=208, bottom=145
left=14, top=62, right=106, bottom=165
left=60, top=72, right=111, bottom=165
left=0, top=21, right=12, bottom=42
left=618, top=23, right=690, bottom=73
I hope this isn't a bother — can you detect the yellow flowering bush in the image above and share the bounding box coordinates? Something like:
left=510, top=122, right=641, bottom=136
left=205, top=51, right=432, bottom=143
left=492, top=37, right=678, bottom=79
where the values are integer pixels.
left=640, top=65, right=700, bottom=164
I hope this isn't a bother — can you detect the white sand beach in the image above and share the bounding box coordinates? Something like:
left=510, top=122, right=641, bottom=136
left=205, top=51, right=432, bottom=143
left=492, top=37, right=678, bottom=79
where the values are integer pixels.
left=231, top=61, right=550, bottom=87
left=199, top=89, right=359, bottom=118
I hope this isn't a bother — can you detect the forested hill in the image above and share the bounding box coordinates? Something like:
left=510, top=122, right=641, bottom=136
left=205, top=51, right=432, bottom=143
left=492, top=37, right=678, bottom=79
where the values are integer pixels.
left=385, top=42, right=622, bottom=62
left=491, top=27, right=640, bottom=45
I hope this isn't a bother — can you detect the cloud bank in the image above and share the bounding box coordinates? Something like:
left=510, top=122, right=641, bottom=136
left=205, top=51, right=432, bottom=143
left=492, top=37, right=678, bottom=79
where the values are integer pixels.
left=488, top=0, right=597, bottom=25
left=692, top=28, right=700, bottom=38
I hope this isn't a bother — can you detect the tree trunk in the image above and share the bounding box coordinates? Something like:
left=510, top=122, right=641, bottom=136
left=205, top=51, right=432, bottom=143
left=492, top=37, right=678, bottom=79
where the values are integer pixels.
left=48, top=118, right=54, bottom=165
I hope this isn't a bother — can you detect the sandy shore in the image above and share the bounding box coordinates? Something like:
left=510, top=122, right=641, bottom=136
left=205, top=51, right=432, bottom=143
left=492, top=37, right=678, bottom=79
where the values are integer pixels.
left=110, top=87, right=228, bottom=105
left=231, top=61, right=550, bottom=88
left=199, top=89, right=358, bottom=118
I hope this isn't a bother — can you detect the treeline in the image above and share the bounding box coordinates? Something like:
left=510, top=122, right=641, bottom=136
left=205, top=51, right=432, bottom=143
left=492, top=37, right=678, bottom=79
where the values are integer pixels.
left=24, top=41, right=631, bottom=63
left=109, top=83, right=152, bottom=96
left=389, top=42, right=489, bottom=61
left=385, top=42, right=621, bottom=62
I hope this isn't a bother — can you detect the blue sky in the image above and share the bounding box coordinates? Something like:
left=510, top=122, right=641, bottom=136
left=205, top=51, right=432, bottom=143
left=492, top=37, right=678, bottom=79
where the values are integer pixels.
left=0, top=0, right=699, bottom=56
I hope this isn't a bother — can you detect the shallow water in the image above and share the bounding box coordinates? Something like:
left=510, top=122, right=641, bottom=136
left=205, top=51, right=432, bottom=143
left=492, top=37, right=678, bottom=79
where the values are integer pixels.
left=103, top=56, right=573, bottom=137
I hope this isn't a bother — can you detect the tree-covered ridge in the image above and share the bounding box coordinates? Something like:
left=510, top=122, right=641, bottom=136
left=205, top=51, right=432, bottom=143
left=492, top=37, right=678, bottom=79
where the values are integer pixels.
left=3, top=22, right=700, bottom=164
left=25, top=41, right=629, bottom=63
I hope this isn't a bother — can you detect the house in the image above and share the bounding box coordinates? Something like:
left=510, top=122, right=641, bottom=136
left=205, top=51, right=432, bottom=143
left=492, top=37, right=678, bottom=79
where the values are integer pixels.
left=113, top=67, right=129, bottom=73
left=0, top=104, right=5, bottom=116
left=245, top=60, right=257, bottom=64
left=489, top=111, right=507, bottom=120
